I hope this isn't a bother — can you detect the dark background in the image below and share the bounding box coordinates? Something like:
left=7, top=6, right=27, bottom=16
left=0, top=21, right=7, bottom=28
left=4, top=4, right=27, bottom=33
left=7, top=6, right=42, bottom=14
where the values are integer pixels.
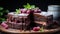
left=0, top=0, right=60, bottom=12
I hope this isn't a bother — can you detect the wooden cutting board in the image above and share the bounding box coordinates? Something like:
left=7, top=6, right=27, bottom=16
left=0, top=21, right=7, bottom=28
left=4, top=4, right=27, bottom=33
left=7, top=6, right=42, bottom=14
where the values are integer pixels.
left=0, top=25, right=60, bottom=34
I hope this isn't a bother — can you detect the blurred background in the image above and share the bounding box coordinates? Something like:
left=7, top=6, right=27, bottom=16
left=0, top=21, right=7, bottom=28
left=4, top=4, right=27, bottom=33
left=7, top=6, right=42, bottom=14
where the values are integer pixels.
left=0, top=0, right=60, bottom=12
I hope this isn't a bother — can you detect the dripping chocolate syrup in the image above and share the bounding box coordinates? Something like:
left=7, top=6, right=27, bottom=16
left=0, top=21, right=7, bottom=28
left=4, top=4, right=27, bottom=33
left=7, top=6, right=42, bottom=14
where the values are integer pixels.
left=27, top=9, right=36, bottom=30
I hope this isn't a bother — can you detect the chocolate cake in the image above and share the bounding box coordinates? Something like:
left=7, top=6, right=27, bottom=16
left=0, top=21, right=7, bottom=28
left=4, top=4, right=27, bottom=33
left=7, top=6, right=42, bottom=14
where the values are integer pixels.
left=1, top=8, right=53, bottom=30
left=33, top=13, right=53, bottom=28
left=6, top=12, right=31, bottom=30
left=1, top=3, right=57, bottom=32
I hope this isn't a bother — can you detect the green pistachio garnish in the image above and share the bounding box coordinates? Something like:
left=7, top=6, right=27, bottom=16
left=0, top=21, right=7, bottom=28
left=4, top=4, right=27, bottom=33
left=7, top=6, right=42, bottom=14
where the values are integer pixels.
left=40, top=27, right=44, bottom=32
left=23, top=3, right=36, bottom=9
left=16, top=8, right=21, bottom=14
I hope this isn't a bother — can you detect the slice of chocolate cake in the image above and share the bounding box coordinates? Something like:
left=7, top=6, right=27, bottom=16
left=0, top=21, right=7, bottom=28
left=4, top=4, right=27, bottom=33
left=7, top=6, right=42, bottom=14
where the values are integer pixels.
left=33, top=13, right=53, bottom=29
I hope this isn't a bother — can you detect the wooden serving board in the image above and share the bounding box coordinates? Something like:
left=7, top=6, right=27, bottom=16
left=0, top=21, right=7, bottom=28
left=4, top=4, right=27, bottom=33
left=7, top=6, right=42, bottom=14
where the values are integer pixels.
left=0, top=25, right=60, bottom=34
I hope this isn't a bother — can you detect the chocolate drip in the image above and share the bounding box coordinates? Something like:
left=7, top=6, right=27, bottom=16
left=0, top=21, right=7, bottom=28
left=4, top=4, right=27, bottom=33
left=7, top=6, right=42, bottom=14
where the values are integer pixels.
left=27, top=10, right=36, bottom=30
